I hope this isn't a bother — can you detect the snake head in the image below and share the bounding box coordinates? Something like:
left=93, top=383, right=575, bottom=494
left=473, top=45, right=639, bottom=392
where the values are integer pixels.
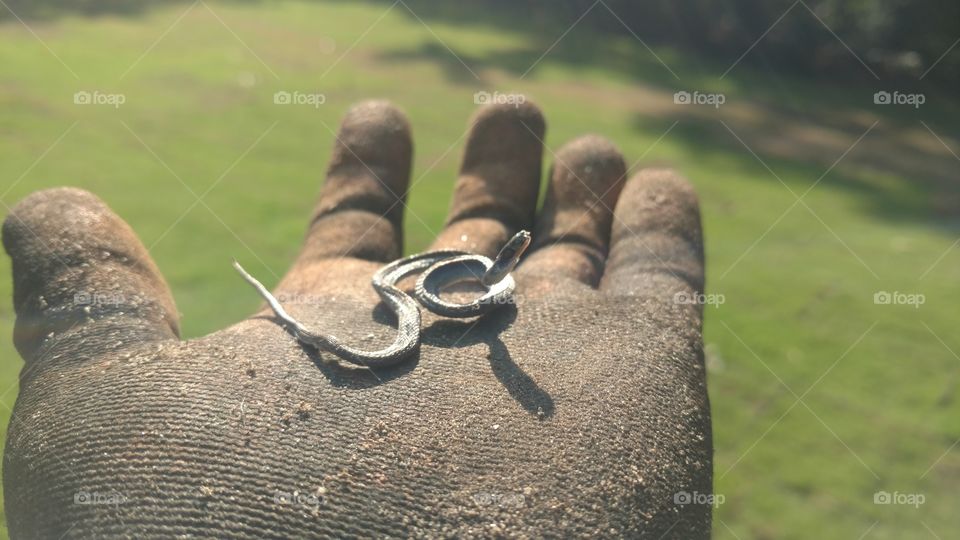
left=481, top=230, right=532, bottom=286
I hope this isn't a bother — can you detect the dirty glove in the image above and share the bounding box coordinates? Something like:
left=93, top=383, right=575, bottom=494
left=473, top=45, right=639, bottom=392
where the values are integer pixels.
left=3, top=100, right=711, bottom=538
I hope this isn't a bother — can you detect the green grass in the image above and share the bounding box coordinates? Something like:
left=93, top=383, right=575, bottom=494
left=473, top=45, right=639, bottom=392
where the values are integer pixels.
left=1, top=1, right=958, bottom=538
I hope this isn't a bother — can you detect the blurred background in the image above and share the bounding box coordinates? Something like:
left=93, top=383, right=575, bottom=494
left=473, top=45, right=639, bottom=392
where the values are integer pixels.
left=0, top=0, right=957, bottom=538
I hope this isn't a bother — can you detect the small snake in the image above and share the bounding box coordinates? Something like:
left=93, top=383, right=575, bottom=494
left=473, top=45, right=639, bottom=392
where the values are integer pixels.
left=233, top=231, right=531, bottom=368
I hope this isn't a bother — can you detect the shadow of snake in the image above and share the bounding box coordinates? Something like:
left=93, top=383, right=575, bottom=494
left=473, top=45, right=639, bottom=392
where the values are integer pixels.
left=421, top=305, right=555, bottom=419
left=281, top=297, right=554, bottom=419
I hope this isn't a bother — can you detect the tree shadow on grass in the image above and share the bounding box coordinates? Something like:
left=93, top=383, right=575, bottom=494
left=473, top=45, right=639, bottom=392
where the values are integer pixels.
left=0, top=0, right=176, bottom=20
left=360, top=0, right=960, bottom=218
left=642, top=114, right=960, bottom=233
left=0, top=0, right=256, bottom=20
left=7, top=0, right=957, bottom=233
left=371, top=4, right=696, bottom=91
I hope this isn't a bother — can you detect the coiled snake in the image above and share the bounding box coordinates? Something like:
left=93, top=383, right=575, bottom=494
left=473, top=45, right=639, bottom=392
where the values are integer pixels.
left=233, top=231, right=531, bottom=368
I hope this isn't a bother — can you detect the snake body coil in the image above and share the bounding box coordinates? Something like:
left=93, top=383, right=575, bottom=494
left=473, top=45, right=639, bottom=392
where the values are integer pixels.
left=233, top=231, right=531, bottom=368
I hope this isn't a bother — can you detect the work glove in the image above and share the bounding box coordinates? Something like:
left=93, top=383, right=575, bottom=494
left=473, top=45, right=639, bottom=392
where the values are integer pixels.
left=3, top=100, right=711, bottom=538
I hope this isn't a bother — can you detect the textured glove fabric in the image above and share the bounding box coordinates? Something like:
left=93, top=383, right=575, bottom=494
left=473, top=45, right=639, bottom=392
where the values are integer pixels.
left=2, top=101, right=711, bottom=539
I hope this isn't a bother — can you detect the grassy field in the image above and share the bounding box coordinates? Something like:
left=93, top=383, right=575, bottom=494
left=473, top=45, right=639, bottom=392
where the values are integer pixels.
left=1, top=1, right=959, bottom=537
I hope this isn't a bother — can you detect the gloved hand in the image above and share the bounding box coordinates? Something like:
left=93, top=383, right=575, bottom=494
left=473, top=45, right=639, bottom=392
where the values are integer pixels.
left=3, top=100, right=711, bottom=538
